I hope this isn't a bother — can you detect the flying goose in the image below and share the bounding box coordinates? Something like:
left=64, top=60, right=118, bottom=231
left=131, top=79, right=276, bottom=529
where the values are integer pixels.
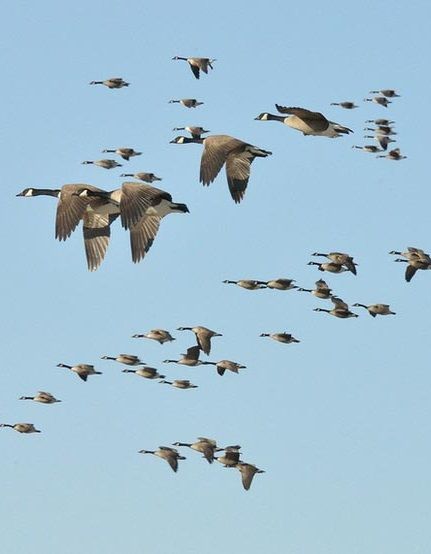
left=256, top=278, right=297, bottom=290
left=215, top=447, right=242, bottom=467
left=101, top=354, right=145, bottom=366
left=394, top=257, right=431, bottom=282
left=365, top=119, right=394, bottom=126
left=200, top=359, right=246, bottom=376
left=56, top=363, right=102, bottom=381
left=89, top=77, right=129, bottom=88
left=102, top=148, right=142, bottom=161
left=81, top=159, right=122, bottom=169
left=363, top=134, right=396, bottom=151
left=330, top=101, right=358, bottom=109
left=120, top=172, right=162, bottom=183
left=0, top=423, right=41, bottom=434
left=176, top=326, right=222, bottom=355
left=132, top=329, right=175, bottom=344
left=312, top=252, right=357, bottom=275
left=172, top=437, right=221, bottom=463
left=172, top=126, right=210, bottom=138
left=363, top=96, right=391, bottom=108
left=363, top=125, right=397, bottom=136
left=236, top=463, right=265, bottom=491
left=255, top=106, right=353, bottom=137
left=138, top=446, right=185, bottom=472
left=351, top=144, right=383, bottom=153
left=307, top=261, right=349, bottom=274
left=377, top=148, right=407, bottom=160
left=172, top=56, right=216, bottom=79
left=159, top=379, right=198, bottom=389
left=297, top=279, right=333, bottom=299
left=122, top=367, right=165, bottom=379
left=369, top=89, right=400, bottom=98
left=168, top=98, right=203, bottom=108
left=163, top=345, right=204, bottom=366
left=389, top=247, right=431, bottom=261
left=260, top=332, right=300, bottom=344
left=313, top=297, right=358, bottom=318
left=19, top=391, right=61, bottom=404
left=223, top=279, right=267, bottom=290
left=352, top=303, right=396, bottom=317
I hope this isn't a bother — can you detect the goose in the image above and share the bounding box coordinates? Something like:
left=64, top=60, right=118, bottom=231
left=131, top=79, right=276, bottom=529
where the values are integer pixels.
left=377, top=148, right=406, bottom=160
left=101, top=354, right=145, bottom=366
left=351, top=144, right=383, bottom=153
left=56, top=363, right=102, bottom=381
left=102, top=148, right=142, bottom=161
left=255, top=106, right=353, bottom=137
left=394, top=258, right=431, bottom=282
left=256, top=278, right=297, bottom=290
left=365, top=119, right=395, bottom=126
left=172, top=126, right=210, bottom=138
left=369, top=89, right=400, bottom=98
left=19, top=391, right=61, bottom=404
left=16, top=185, right=120, bottom=271
left=311, top=252, right=357, bottom=275
left=215, top=447, right=242, bottom=467
left=363, top=134, right=396, bottom=151
left=89, top=77, right=129, bottom=89
left=81, top=159, right=122, bottom=169
left=313, top=297, right=358, bottom=318
left=138, top=446, right=185, bottom=472
left=297, top=279, right=333, bottom=299
left=172, top=437, right=220, bottom=463
left=260, top=332, right=300, bottom=344
left=0, top=423, right=41, bottom=434
left=159, top=379, right=198, bottom=389
left=363, top=96, right=391, bottom=108
left=363, top=125, right=397, bottom=136
left=330, top=101, right=358, bottom=109
left=122, top=367, right=165, bottom=379
left=236, top=463, right=265, bottom=491
left=168, top=98, right=203, bottom=108
left=200, top=359, right=246, bottom=376
left=176, top=326, right=222, bottom=355
left=307, top=261, right=349, bottom=274
left=223, top=279, right=267, bottom=290
left=389, top=247, right=431, bottom=262
left=120, top=172, right=162, bottom=183
left=163, top=345, right=204, bottom=366
left=172, top=56, right=216, bottom=79
left=352, top=303, right=396, bottom=317
left=132, top=329, right=175, bottom=344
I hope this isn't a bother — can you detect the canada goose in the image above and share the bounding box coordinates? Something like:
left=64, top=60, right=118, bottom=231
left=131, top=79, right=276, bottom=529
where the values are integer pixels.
left=138, top=446, right=185, bottom=472
left=313, top=297, right=358, bottom=318
left=102, top=148, right=142, bottom=161
left=363, top=134, right=396, bottom=151
left=369, top=89, right=400, bottom=98
left=0, top=423, right=41, bottom=434
left=260, top=332, right=300, bottom=344
left=352, top=303, right=396, bottom=317
left=330, top=101, right=358, bottom=109
left=122, top=367, right=165, bottom=379
left=56, top=363, right=102, bottom=381
left=132, top=329, right=175, bottom=344
left=215, top=447, right=242, bottom=467
left=19, top=391, right=61, bottom=404
left=223, top=279, right=267, bottom=290
left=256, top=278, right=297, bottom=290
left=200, top=359, right=246, bottom=376
left=101, top=354, right=145, bottom=366
left=307, top=261, right=349, bottom=274
left=311, top=252, right=357, bottom=275
left=168, top=99, right=204, bottom=108
left=176, top=326, right=222, bottom=355
left=236, top=463, right=265, bottom=491
left=16, top=185, right=120, bottom=271
left=363, top=96, right=391, bottom=108
left=160, top=379, right=198, bottom=389
left=172, top=438, right=219, bottom=463
left=365, top=119, right=395, bottom=126
left=172, top=126, right=210, bottom=139
left=297, top=279, right=333, bottom=299
left=389, top=247, right=431, bottom=262
left=351, top=145, right=383, bottom=153
left=163, top=345, right=203, bottom=366
left=81, top=159, right=122, bottom=169
left=394, top=258, right=431, bottom=282
left=172, top=56, right=216, bottom=79
left=89, top=77, right=129, bottom=89
left=120, top=172, right=162, bottom=183
left=363, top=125, right=397, bottom=136
left=377, top=148, right=407, bottom=160
left=255, top=106, right=353, bottom=137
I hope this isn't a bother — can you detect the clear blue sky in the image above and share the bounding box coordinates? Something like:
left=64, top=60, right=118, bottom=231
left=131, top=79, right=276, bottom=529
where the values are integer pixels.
left=1, top=1, right=430, bottom=553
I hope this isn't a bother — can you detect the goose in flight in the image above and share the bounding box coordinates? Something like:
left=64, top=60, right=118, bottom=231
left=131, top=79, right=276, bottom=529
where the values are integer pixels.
left=172, top=126, right=210, bottom=139
left=132, top=329, right=175, bottom=344
left=394, top=257, right=431, bottom=282
left=223, top=279, right=267, bottom=290
left=122, top=367, right=165, bottom=379
left=119, top=172, right=162, bottom=183
left=19, top=391, right=61, bottom=404
left=168, top=98, right=203, bottom=108
left=176, top=326, right=222, bottom=355
left=201, top=359, right=246, bottom=376
left=363, top=96, right=391, bottom=108
left=138, top=447, right=185, bottom=472
left=163, top=345, right=204, bottom=366
left=256, top=278, right=297, bottom=290
left=236, top=463, right=265, bottom=491
left=160, top=379, right=198, bottom=389
left=172, top=437, right=222, bottom=464
left=297, top=279, right=333, bottom=299
left=330, top=101, right=358, bottom=109
left=101, top=354, right=145, bottom=366
left=377, top=148, right=406, bottom=160
left=352, top=144, right=383, bottom=153
left=352, top=303, right=396, bottom=317
left=56, top=363, right=102, bottom=381
left=102, top=148, right=142, bottom=161
left=81, top=159, right=122, bottom=169
left=89, top=77, right=129, bottom=89
left=313, top=297, right=358, bottom=318
left=260, top=332, right=300, bottom=344
left=369, top=89, right=400, bottom=98
left=0, top=423, right=41, bottom=434
left=172, top=56, right=216, bottom=79
left=311, top=252, right=357, bottom=275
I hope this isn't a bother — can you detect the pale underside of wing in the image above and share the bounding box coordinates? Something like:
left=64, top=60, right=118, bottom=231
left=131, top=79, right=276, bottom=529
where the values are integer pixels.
left=199, top=135, right=246, bottom=186
left=225, top=149, right=254, bottom=204
left=55, top=184, right=104, bottom=241
left=196, top=332, right=211, bottom=355
left=120, top=183, right=170, bottom=230
left=240, top=467, right=255, bottom=490
left=129, top=215, right=161, bottom=263
left=275, top=105, right=329, bottom=132
left=82, top=212, right=119, bottom=271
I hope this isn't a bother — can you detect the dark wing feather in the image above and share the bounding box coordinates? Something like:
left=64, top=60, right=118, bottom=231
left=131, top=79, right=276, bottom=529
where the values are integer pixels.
left=186, top=345, right=201, bottom=360
left=82, top=213, right=119, bottom=271
left=405, top=264, right=417, bottom=282
left=166, top=456, right=178, bottom=472
left=199, top=135, right=245, bottom=186
left=217, top=366, right=226, bottom=376
left=225, top=148, right=254, bottom=204
left=77, top=373, right=88, bottom=382
left=55, top=185, right=98, bottom=241
left=196, top=331, right=211, bottom=355
left=240, top=467, right=255, bottom=491
left=129, top=215, right=161, bottom=263
left=275, top=105, right=329, bottom=131
left=120, top=183, right=169, bottom=229
left=189, top=63, right=200, bottom=79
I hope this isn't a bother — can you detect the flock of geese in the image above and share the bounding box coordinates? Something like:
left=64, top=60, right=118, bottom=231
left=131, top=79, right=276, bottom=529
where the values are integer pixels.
left=8, top=56, right=421, bottom=492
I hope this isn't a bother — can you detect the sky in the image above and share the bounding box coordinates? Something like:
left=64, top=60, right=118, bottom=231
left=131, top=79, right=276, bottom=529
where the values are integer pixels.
left=1, top=1, right=431, bottom=553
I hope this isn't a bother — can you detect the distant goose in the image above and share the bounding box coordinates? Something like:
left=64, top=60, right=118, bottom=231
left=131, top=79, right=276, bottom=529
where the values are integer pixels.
left=312, top=252, right=357, bottom=275
left=352, top=303, right=396, bottom=317
left=369, top=89, right=400, bottom=98
left=260, top=332, right=300, bottom=344
left=56, top=362, right=102, bottom=381
left=200, top=359, right=246, bottom=376
left=160, top=379, right=198, bottom=389
left=394, top=257, right=431, bottom=282
left=363, top=125, right=397, bottom=136
left=307, top=261, right=349, bottom=274
left=172, top=126, right=210, bottom=138
left=255, top=106, right=353, bottom=137
left=81, top=159, right=122, bottom=169
left=172, top=437, right=220, bottom=463
left=163, top=345, right=203, bottom=366
left=297, top=279, right=333, bottom=299
left=102, top=148, right=142, bottom=161
left=89, top=77, right=129, bottom=89
left=389, top=247, right=431, bottom=261
left=122, top=367, right=165, bottom=379
left=363, top=134, right=396, bottom=151
left=365, top=119, right=394, bottom=126
left=313, top=297, right=358, bottom=318
left=0, top=423, right=41, bottom=434
left=120, top=172, right=162, bottom=183
left=363, top=96, right=391, bottom=108
left=215, top=447, right=242, bottom=467
left=19, top=391, right=61, bottom=404
left=330, top=101, right=358, bottom=109
left=138, top=446, right=185, bottom=472
left=377, top=148, right=406, bottom=160
left=236, top=463, right=265, bottom=491
left=256, top=278, right=297, bottom=290
left=177, top=326, right=222, bottom=355
left=223, top=279, right=267, bottom=290
left=172, top=56, right=216, bottom=79
left=101, top=354, right=145, bottom=366
left=132, top=329, right=175, bottom=344
left=352, top=144, right=382, bottom=153
left=168, top=98, right=203, bottom=108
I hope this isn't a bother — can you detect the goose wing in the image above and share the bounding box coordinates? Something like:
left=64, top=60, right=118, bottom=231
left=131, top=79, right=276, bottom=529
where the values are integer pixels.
left=185, top=345, right=201, bottom=360
left=82, top=212, right=119, bottom=271
left=331, top=296, right=349, bottom=310
left=275, top=105, right=329, bottom=131
left=56, top=184, right=102, bottom=241
left=200, top=135, right=245, bottom=186
left=129, top=215, right=161, bottom=263
left=315, top=279, right=330, bottom=291
left=405, top=264, right=418, bottom=282
left=120, top=183, right=170, bottom=230
left=225, top=147, right=255, bottom=204
left=189, top=62, right=200, bottom=79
